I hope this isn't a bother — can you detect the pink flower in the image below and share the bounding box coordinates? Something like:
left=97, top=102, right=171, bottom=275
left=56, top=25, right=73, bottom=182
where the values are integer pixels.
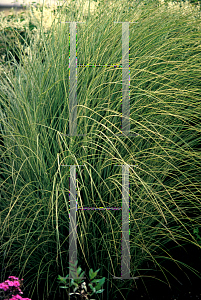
left=0, top=277, right=31, bottom=300
left=8, top=295, right=31, bottom=300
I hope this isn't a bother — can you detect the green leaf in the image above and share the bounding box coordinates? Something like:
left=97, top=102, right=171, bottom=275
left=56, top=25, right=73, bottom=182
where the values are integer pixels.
left=94, top=268, right=101, bottom=275
left=58, top=275, right=69, bottom=281
left=68, top=265, right=77, bottom=270
left=94, top=277, right=105, bottom=291
left=88, top=283, right=96, bottom=294
left=77, top=266, right=82, bottom=276
left=68, top=265, right=78, bottom=272
left=89, top=268, right=93, bottom=279
left=70, top=279, right=77, bottom=287
left=57, top=275, right=69, bottom=284
left=73, top=286, right=79, bottom=293
left=79, top=271, right=85, bottom=279
left=91, top=279, right=101, bottom=284
left=71, top=281, right=79, bottom=288
left=69, top=260, right=78, bottom=267
left=71, top=269, right=85, bottom=284
left=74, top=279, right=85, bottom=285
left=90, top=268, right=100, bottom=280
left=70, top=273, right=78, bottom=279
left=95, top=289, right=105, bottom=294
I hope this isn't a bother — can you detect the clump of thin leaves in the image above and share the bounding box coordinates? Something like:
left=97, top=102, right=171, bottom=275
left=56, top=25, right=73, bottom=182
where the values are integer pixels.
left=0, top=0, right=201, bottom=300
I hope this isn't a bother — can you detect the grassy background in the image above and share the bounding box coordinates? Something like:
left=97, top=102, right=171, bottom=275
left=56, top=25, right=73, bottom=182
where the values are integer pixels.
left=0, top=0, right=201, bottom=299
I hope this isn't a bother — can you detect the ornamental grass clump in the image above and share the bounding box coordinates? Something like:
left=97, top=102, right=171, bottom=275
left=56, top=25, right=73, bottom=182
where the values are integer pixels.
left=0, top=0, right=201, bottom=300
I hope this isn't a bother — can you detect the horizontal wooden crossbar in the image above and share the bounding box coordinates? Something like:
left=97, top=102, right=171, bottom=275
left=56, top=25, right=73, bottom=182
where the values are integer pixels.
left=77, top=207, right=122, bottom=210
left=77, top=64, right=123, bottom=67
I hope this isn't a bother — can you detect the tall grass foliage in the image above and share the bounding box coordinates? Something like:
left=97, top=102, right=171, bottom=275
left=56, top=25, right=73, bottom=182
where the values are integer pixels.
left=0, top=0, right=201, bottom=299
